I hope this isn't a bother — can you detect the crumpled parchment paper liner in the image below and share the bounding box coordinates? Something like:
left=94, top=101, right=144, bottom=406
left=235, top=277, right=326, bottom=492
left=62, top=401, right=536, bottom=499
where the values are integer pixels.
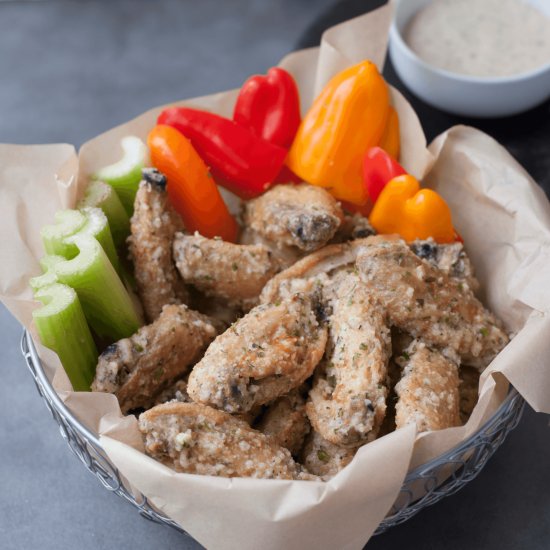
left=2, top=4, right=550, bottom=549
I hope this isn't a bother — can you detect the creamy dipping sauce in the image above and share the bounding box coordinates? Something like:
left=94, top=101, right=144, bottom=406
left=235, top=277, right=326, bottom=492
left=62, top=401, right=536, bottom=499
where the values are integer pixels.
left=404, top=0, right=550, bottom=77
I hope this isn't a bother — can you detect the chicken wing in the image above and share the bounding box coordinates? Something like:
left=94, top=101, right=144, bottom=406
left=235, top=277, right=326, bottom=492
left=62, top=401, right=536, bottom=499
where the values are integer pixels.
left=300, top=430, right=356, bottom=479
left=173, top=232, right=278, bottom=310
left=139, top=402, right=308, bottom=479
left=243, top=184, right=344, bottom=252
left=357, top=240, right=508, bottom=369
left=257, top=387, right=310, bottom=457
left=128, top=169, right=189, bottom=322
left=187, top=292, right=328, bottom=413
left=92, top=304, right=217, bottom=413
left=307, top=274, right=391, bottom=447
left=395, top=340, right=461, bottom=432
left=260, top=238, right=372, bottom=305
left=410, top=238, right=479, bottom=290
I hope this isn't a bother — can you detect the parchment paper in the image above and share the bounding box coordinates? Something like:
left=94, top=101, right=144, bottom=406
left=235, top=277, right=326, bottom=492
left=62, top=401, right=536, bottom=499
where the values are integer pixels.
left=2, top=4, right=550, bottom=549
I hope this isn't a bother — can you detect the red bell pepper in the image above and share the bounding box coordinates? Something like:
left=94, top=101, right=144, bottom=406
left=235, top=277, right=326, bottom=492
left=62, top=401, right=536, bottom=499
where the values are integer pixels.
left=363, top=146, right=406, bottom=203
left=275, top=165, right=302, bottom=184
left=233, top=67, right=301, bottom=149
left=158, top=107, right=287, bottom=200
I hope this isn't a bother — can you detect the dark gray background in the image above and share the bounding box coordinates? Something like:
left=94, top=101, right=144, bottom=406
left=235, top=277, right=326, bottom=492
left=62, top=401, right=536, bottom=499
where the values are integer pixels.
left=0, top=1, right=549, bottom=549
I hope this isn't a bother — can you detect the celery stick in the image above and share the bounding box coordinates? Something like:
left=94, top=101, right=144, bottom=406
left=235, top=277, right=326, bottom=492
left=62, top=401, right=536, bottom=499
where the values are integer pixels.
left=77, top=180, right=130, bottom=248
left=78, top=207, right=120, bottom=274
left=54, top=234, right=141, bottom=341
left=33, top=283, right=98, bottom=391
left=30, top=255, right=65, bottom=292
left=41, top=207, right=121, bottom=275
left=40, top=255, right=65, bottom=272
left=93, top=136, right=148, bottom=215
left=40, top=210, right=86, bottom=257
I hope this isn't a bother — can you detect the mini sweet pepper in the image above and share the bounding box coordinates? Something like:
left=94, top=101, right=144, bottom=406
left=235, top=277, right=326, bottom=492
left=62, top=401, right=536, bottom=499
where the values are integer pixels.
left=148, top=125, right=238, bottom=242
left=233, top=67, right=301, bottom=149
left=157, top=107, right=287, bottom=199
left=369, top=174, right=456, bottom=243
left=286, top=60, right=392, bottom=205
left=363, top=146, right=406, bottom=203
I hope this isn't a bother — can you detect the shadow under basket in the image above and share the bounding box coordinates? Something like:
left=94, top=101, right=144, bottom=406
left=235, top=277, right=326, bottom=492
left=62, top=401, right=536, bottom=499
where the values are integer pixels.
left=21, top=330, right=525, bottom=538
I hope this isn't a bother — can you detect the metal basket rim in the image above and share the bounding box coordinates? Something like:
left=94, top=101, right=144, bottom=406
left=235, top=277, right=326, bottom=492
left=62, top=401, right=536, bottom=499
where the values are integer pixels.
left=22, top=329, right=523, bottom=482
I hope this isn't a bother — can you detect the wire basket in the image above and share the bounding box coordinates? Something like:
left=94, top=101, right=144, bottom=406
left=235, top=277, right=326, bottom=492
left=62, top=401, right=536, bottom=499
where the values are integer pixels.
left=21, top=329, right=525, bottom=539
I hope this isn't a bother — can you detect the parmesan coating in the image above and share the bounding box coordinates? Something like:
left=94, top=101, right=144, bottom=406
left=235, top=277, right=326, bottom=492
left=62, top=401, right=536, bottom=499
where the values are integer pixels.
left=243, top=184, right=344, bottom=252
left=395, top=340, right=461, bottom=432
left=357, top=240, right=508, bottom=369
left=257, top=388, right=310, bottom=456
left=139, top=402, right=307, bottom=479
left=307, top=275, right=391, bottom=447
left=187, top=292, right=328, bottom=413
left=410, top=238, right=479, bottom=291
left=261, top=238, right=373, bottom=305
left=173, top=232, right=278, bottom=310
left=300, top=430, right=356, bottom=479
left=128, top=169, right=189, bottom=322
left=92, top=304, right=217, bottom=413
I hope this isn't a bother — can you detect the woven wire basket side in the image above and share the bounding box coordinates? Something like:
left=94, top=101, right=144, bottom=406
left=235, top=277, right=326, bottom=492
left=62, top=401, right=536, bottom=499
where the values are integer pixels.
left=21, top=330, right=524, bottom=538
left=21, top=331, right=189, bottom=536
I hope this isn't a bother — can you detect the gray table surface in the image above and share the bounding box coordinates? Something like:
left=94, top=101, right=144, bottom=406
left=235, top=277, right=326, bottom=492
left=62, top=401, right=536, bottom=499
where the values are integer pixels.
left=0, top=1, right=549, bottom=549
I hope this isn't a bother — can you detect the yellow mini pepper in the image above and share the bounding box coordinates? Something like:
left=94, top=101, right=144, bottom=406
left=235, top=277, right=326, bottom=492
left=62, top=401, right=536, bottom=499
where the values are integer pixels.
left=286, top=60, right=391, bottom=205
left=369, top=174, right=456, bottom=243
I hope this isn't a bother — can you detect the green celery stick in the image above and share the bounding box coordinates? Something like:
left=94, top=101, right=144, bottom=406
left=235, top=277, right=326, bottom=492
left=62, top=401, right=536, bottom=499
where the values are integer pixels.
left=40, top=210, right=86, bottom=258
left=30, top=255, right=65, bottom=292
left=92, top=136, right=148, bottom=215
left=40, top=207, right=121, bottom=275
left=78, top=207, right=120, bottom=274
left=54, top=234, right=141, bottom=341
left=40, top=255, right=65, bottom=272
left=33, top=283, right=98, bottom=391
left=77, top=180, right=130, bottom=248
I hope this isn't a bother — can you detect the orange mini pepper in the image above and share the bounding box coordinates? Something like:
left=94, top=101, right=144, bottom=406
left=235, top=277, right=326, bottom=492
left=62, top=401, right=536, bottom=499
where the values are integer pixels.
left=369, top=174, right=456, bottom=243
left=379, top=106, right=400, bottom=160
left=286, top=60, right=391, bottom=206
left=148, top=125, right=238, bottom=242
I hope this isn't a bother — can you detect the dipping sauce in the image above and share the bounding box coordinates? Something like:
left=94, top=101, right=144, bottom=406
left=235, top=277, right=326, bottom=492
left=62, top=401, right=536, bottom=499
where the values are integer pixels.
left=404, top=0, right=550, bottom=77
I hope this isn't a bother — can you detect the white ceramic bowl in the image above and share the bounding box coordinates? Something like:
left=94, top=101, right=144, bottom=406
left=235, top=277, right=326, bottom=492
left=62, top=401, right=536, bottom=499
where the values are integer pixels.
left=389, top=0, right=550, bottom=117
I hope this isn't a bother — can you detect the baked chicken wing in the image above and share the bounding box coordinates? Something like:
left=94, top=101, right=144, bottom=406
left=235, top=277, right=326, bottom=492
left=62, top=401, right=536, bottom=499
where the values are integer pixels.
left=187, top=292, right=328, bottom=413
left=307, top=274, right=391, bottom=447
left=173, top=232, right=278, bottom=310
left=243, top=184, right=344, bottom=252
left=139, top=402, right=307, bottom=479
left=410, top=238, right=478, bottom=290
left=395, top=340, right=461, bottom=432
left=128, top=169, right=188, bottom=321
left=357, top=240, right=508, bottom=368
left=257, top=387, right=310, bottom=456
left=92, top=304, right=217, bottom=413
